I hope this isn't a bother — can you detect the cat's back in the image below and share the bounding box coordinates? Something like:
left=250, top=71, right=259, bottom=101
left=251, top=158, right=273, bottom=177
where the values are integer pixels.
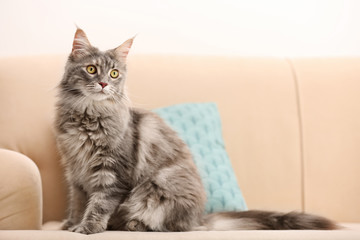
left=129, top=107, right=205, bottom=207
left=130, top=107, right=178, bottom=140
left=129, top=107, right=201, bottom=179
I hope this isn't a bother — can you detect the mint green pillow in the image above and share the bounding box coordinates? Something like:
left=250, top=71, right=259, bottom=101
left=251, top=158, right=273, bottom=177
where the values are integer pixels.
left=154, top=103, right=247, bottom=213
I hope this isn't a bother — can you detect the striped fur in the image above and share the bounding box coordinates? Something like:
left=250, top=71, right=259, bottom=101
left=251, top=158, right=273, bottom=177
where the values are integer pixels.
left=55, top=29, right=337, bottom=234
left=198, top=211, right=338, bottom=231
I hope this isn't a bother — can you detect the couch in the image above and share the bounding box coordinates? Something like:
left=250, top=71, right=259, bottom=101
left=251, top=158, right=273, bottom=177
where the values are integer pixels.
left=0, top=55, right=359, bottom=239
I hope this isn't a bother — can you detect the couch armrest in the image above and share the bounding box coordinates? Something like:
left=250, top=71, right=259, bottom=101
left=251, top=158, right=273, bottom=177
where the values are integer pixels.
left=0, top=149, right=42, bottom=229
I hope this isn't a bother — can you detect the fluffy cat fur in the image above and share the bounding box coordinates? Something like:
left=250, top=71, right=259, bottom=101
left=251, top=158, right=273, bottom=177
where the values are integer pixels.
left=55, top=28, right=338, bottom=234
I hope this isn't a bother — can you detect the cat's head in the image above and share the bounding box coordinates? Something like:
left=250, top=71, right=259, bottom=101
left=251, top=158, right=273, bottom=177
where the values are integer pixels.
left=60, top=28, right=134, bottom=102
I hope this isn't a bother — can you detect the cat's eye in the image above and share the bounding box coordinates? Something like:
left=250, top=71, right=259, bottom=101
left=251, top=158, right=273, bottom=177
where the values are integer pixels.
left=86, top=65, right=97, bottom=74
left=110, top=69, right=120, bottom=79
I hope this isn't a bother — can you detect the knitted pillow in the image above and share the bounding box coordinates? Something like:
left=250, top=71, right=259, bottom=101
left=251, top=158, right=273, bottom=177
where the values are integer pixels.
left=154, top=103, right=247, bottom=213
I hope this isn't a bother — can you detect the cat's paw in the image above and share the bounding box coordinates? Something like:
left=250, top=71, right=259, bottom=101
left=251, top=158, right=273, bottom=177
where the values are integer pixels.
left=126, top=220, right=147, bottom=231
left=69, top=221, right=106, bottom=234
left=61, top=219, right=75, bottom=230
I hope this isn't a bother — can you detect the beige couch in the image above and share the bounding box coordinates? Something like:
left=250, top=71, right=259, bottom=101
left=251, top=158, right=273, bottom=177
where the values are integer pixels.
left=0, top=55, right=359, bottom=239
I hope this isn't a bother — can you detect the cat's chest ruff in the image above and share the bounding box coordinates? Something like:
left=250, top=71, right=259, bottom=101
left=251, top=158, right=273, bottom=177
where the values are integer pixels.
left=64, top=113, right=120, bottom=189
left=70, top=113, right=111, bottom=145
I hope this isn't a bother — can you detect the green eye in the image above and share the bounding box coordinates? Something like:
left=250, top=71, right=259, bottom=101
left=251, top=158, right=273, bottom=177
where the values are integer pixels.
left=86, top=65, right=97, bottom=74
left=110, top=69, right=120, bottom=79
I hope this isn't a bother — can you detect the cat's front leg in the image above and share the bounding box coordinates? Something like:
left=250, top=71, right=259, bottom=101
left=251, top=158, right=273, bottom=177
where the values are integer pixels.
left=70, top=189, right=119, bottom=234
left=62, top=184, right=87, bottom=230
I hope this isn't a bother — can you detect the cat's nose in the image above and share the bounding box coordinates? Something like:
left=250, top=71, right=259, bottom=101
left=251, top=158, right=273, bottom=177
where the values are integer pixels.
left=98, top=82, right=108, bottom=88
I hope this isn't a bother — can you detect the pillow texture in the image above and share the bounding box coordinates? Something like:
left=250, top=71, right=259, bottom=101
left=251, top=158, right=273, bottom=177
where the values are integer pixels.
left=154, top=102, right=247, bottom=213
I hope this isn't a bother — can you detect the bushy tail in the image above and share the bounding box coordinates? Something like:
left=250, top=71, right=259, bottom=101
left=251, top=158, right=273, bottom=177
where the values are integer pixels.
left=196, top=210, right=338, bottom=231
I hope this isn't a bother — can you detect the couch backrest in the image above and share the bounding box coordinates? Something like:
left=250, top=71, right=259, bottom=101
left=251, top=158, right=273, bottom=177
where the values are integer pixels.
left=0, top=55, right=359, bottom=223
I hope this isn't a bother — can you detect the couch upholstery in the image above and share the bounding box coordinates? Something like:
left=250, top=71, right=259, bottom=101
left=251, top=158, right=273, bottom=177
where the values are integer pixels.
left=0, top=55, right=359, bottom=239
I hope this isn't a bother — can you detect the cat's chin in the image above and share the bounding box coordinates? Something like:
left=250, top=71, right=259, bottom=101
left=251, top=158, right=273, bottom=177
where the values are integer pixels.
left=88, top=92, right=112, bottom=101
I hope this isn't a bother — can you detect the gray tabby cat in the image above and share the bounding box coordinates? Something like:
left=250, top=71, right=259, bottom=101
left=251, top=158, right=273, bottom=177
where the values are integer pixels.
left=55, top=28, right=337, bottom=234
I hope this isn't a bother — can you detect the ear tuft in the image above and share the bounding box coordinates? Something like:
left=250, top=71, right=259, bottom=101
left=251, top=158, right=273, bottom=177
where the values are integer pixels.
left=114, top=36, right=135, bottom=62
left=71, top=28, right=91, bottom=59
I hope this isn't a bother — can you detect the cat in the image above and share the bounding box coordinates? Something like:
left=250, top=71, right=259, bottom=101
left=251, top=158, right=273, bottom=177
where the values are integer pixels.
left=55, top=28, right=338, bottom=234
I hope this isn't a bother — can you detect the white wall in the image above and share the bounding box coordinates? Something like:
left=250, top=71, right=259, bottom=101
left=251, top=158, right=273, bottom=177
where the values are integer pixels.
left=1, top=0, right=360, bottom=57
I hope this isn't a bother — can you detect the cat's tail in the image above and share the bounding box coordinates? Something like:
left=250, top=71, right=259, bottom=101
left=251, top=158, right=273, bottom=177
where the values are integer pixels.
left=195, top=210, right=339, bottom=231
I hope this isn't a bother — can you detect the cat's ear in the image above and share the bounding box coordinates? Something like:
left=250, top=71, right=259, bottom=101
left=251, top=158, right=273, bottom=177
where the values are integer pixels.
left=71, top=28, right=92, bottom=59
left=114, top=37, right=135, bottom=62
